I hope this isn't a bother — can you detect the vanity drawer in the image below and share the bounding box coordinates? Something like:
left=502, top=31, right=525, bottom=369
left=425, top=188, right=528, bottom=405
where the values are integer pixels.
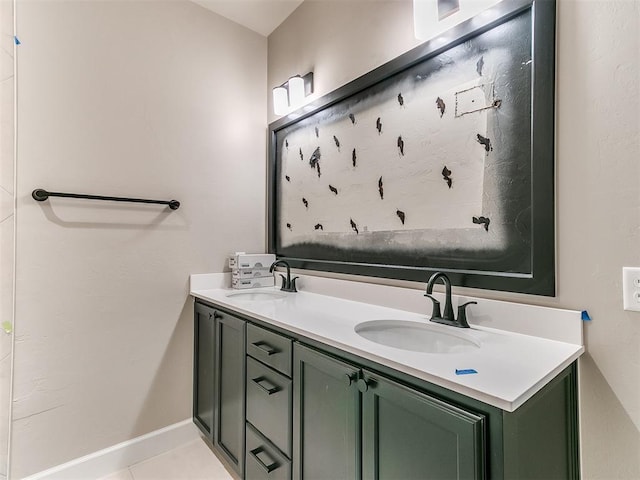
left=246, top=356, right=292, bottom=456
left=247, top=323, right=292, bottom=377
left=246, top=423, right=291, bottom=480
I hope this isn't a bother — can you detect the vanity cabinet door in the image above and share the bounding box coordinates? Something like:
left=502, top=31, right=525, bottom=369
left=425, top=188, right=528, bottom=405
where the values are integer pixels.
left=361, top=371, right=485, bottom=480
left=293, top=344, right=361, bottom=480
left=193, top=302, right=215, bottom=440
left=214, top=310, right=246, bottom=477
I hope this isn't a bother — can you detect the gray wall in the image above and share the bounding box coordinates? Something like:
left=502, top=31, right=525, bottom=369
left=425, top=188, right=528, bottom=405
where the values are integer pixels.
left=268, top=0, right=640, bottom=478
left=8, top=1, right=266, bottom=477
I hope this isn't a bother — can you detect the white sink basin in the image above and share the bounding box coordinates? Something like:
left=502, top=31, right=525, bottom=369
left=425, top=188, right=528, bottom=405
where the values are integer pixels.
left=226, top=290, right=288, bottom=301
left=355, top=320, right=480, bottom=354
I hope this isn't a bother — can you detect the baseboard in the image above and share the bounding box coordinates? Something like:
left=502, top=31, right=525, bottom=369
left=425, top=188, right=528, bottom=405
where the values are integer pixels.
left=22, top=419, right=199, bottom=480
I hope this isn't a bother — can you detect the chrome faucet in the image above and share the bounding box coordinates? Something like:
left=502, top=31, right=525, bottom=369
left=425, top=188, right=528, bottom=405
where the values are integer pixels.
left=270, top=259, right=298, bottom=293
left=424, top=272, right=476, bottom=328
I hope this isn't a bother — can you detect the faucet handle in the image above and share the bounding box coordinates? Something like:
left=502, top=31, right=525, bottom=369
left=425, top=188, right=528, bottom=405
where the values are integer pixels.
left=279, top=274, right=287, bottom=290
left=289, top=276, right=299, bottom=293
left=456, top=301, right=477, bottom=328
left=424, top=294, right=442, bottom=319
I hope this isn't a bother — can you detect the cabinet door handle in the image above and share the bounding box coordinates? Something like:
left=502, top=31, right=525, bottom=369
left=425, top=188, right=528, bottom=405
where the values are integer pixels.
left=251, top=376, right=280, bottom=395
left=251, top=341, right=278, bottom=356
left=213, top=311, right=223, bottom=320
left=249, top=446, right=279, bottom=473
left=357, top=377, right=374, bottom=393
left=345, top=372, right=358, bottom=386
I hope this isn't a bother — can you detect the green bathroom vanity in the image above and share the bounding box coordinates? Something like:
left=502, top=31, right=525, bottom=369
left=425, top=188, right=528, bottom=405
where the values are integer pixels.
left=193, top=303, right=246, bottom=476
left=190, top=284, right=581, bottom=480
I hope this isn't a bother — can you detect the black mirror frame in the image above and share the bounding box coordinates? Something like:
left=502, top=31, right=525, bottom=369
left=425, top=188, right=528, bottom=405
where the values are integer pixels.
left=267, top=0, right=555, bottom=296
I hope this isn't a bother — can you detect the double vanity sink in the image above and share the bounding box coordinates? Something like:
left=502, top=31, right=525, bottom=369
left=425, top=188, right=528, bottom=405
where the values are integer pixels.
left=206, top=282, right=581, bottom=410
left=190, top=273, right=584, bottom=479
left=226, top=289, right=479, bottom=355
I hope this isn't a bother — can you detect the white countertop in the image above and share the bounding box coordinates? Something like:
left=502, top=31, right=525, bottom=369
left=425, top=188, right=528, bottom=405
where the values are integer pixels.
left=190, top=276, right=584, bottom=412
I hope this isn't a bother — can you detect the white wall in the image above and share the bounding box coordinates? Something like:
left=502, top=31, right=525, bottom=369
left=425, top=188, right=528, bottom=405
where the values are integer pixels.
left=0, top=0, right=15, bottom=477
left=10, top=1, right=266, bottom=477
left=268, top=0, right=640, bottom=478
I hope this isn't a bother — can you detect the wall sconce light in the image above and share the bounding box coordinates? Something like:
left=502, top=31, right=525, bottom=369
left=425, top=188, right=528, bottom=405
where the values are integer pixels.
left=413, top=0, right=501, bottom=41
left=273, top=85, right=289, bottom=116
left=272, top=72, right=314, bottom=115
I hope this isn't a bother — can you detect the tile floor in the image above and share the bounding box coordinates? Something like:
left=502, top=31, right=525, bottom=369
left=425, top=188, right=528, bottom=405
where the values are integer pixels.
left=98, top=439, right=234, bottom=480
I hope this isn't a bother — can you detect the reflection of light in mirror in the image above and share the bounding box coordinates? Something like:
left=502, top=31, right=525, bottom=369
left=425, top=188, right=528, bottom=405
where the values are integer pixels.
left=414, top=0, right=502, bottom=40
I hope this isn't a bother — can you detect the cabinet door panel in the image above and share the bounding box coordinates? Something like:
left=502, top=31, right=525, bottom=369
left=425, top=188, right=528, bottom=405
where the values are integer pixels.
left=293, top=344, right=361, bottom=480
left=215, top=311, right=246, bottom=476
left=193, top=302, right=215, bottom=440
left=362, top=372, right=485, bottom=480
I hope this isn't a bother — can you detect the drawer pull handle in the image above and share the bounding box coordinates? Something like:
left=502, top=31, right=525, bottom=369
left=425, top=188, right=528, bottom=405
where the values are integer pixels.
left=252, top=341, right=278, bottom=356
left=252, top=376, right=280, bottom=395
left=250, top=446, right=279, bottom=473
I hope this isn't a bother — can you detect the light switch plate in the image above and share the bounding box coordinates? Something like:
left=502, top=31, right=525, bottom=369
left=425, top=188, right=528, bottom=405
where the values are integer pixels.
left=622, top=267, right=640, bottom=312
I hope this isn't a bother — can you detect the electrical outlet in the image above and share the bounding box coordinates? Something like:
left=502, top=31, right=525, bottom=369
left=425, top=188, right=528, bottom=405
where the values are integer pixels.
left=622, top=267, right=640, bottom=312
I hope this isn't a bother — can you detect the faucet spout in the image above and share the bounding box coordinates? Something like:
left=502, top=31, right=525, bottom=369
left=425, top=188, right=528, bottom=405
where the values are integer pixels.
left=269, top=259, right=288, bottom=274
left=426, top=272, right=454, bottom=321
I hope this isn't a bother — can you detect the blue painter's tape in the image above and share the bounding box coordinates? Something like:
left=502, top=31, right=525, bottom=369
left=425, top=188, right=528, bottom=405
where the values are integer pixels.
left=14, top=36, right=20, bottom=45
left=581, top=310, right=591, bottom=321
left=455, top=369, right=478, bottom=375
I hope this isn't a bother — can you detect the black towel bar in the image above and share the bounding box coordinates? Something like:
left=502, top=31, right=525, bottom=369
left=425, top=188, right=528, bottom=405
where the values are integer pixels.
left=32, top=189, right=180, bottom=210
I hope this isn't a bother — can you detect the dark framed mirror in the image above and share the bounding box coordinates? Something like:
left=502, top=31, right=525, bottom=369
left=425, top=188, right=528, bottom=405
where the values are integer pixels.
left=268, top=0, right=556, bottom=295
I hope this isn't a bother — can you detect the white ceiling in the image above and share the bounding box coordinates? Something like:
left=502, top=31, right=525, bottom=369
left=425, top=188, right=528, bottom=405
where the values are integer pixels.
left=191, top=0, right=304, bottom=36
